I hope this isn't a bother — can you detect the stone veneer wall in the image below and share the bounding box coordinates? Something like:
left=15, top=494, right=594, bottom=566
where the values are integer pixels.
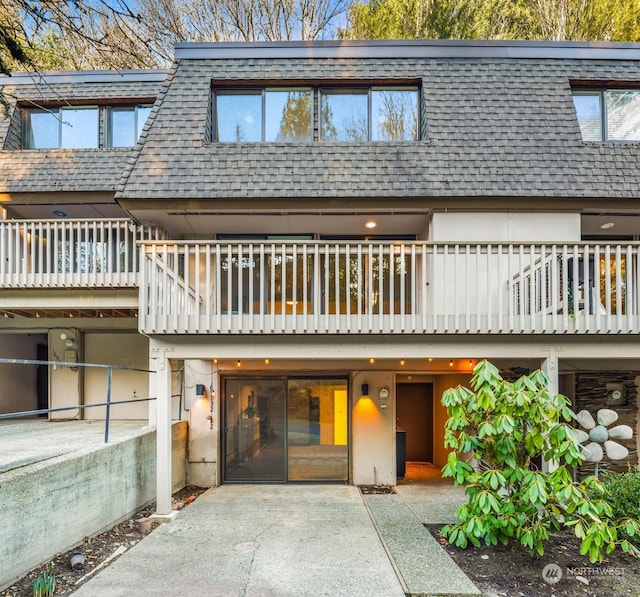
left=574, top=372, right=640, bottom=477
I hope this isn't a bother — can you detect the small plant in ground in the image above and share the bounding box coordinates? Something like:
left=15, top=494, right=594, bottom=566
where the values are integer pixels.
left=440, top=360, right=640, bottom=563
left=32, top=568, right=55, bottom=597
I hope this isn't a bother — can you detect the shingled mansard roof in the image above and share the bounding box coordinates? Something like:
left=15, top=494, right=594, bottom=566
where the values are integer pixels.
left=3, top=42, right=640, bottom=201
left=0, top=70, right=167, bottom=195
left=116, top=40, right=640, bottom=203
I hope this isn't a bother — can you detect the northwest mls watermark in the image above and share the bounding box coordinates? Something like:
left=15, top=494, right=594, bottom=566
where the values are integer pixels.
left=542, top=563, right=625, bottom=584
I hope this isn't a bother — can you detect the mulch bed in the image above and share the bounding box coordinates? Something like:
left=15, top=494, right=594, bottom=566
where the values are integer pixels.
left=427, top=524, right=640, bottom=596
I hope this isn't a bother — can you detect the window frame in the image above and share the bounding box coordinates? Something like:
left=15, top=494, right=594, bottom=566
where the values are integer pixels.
left=214, top=87, right=314, bottom=143
left=213, top=82, right=421, bottom=143
left=106, top=104, right=153, bottom=148
left=572, top=88, right=640, bottom=143
left=23, top=105, right=100, bottom=149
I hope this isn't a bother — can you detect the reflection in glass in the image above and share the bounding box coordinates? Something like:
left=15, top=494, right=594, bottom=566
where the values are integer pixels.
left=25, top=111, right=59, bottom=149
left=607, top=90, right=640, bottom=141
left=265, top=89, right=312, bottom=142
left=321, top=90, right=368, bottom=141
left=216, top=93, right=262, bottom=142
left=287, top=378, right=348, bottom=481
left=322, top=251, right=411, bottom=315
left=572, top=93, right=602, bottom=141
left=372, top=88, right=418, bottom=141
left=110, top=108, right=136, bottom=147
left=60, top=107, right=98, bottom=148
left=224, top=378, right=286, bottom=481
left=137, top=106, right=152, bottom=138
left=224, top=377, right=349, bottom=481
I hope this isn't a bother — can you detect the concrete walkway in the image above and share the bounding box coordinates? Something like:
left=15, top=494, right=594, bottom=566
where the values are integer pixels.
left=71, top=484, right=479, bottom=597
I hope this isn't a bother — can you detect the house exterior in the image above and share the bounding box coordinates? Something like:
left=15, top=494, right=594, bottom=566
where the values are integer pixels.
left=1, top=40, right=640, bottom=516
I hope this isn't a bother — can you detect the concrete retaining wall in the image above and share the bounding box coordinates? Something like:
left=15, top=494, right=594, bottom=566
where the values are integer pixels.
left=0, top=421, right=187, bottom=590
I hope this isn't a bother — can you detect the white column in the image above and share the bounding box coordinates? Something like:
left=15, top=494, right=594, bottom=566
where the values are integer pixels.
left=155, top=353, right=173, bottom=515
left=541, top=352, right=559, bottom=473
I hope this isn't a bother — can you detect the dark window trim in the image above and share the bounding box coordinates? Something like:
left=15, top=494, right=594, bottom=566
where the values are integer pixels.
left=211, top=78, right=421, bottom=88
left=21, top=101, right=154, bottom=149
left=572, top=87, right=640, bottom=143
left=17, top=97, right=156, bottom=109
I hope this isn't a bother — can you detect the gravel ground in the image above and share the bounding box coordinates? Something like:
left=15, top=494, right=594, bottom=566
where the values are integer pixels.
left=1, top=486, right=206, bottom=597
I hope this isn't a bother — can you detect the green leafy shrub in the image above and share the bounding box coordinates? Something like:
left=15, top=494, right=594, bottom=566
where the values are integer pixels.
left=596, top=469, right=640, bottom=538
left=441, top=360, right=640, bottom=563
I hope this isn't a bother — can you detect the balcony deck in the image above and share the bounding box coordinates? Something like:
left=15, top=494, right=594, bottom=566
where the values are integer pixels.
left=0, top=219, right=164, bottom=317
left=138, top=241, right=640, bottom=335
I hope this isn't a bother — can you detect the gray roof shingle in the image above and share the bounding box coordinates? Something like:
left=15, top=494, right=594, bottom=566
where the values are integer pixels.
left=0, top=75, right=165, bottom=194
left=114, top=55, right=640, bottom=201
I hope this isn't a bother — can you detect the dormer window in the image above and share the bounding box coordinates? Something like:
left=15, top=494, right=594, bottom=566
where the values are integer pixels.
left=21, top=103, right=152, bottom=149
left=213, top=84, right=420, bottom=143
left=572, top=89, right=640, bottom=142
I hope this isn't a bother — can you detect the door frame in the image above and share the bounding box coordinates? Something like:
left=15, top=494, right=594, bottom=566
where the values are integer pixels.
left=221, top=374, right=350, bottom=483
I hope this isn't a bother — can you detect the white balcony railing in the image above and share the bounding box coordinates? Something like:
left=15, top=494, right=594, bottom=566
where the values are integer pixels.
left=139, top=241, right=640, bottom=335
left=0, top=219, right=165, bottom=289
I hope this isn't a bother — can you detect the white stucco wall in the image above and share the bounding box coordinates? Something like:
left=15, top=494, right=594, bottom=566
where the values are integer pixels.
left=427, top=212, right=582, bottom=322
left=351, top=370, right=396, bottom=486
left=184, top=361, right=218, bottom=487
left=84, top=332, right=149, bottom=420
left=429, top=212, right=581, bottom=242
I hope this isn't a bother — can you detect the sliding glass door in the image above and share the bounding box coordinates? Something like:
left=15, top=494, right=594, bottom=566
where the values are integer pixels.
left=223, top=377, right=348, bottom=482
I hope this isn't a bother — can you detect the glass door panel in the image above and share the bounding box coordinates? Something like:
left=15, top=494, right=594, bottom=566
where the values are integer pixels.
left=224, top=378, right=286, bottom=481
left=287, top=378, right=348, bottom=481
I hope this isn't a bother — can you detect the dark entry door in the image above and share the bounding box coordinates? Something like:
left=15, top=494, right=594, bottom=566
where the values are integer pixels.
left=396, top=383, right=433, bottom=462
left=36, top=343, right=49, bottom=416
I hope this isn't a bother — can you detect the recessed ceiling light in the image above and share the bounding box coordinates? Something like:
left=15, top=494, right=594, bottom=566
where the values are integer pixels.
left=365, top=221, right=377, bottom=229
left=600, top=222, right=615, bottom=230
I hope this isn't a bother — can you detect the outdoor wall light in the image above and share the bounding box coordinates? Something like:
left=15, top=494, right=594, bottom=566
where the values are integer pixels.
left=196, top=384, right=205, bottom=397
left=361, top=383, right=369, bottom=397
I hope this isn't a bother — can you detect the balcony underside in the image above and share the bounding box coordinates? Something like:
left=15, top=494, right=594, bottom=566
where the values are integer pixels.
left=0, top=289, right=138, bottom=319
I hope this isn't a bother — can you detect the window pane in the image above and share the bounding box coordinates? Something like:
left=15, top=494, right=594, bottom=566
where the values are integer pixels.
left=136, top=106, right=152, bottom=139
left=216, top=93, right=262, bottom=142
left=573, top=93, right=602, bottom=141
left=265, top=89, right=312, bottom=142
left=606, top=90, right=640, bottom=141
left=25, top=110, right=59, bottom=149
left=224, top=378, right=286, bottom=481
left=110, top=108, right=136, bottom=147
left=372, top=89, right=418, bottom=141
left=321, top=90, right=368, bottom=141
left=60, top=107, right=98, bottom=148
left=287, top=378, right=348, bottom=481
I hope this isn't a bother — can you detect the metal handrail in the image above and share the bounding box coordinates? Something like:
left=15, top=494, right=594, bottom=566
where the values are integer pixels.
left=0, top=358, right=156, bottom=443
